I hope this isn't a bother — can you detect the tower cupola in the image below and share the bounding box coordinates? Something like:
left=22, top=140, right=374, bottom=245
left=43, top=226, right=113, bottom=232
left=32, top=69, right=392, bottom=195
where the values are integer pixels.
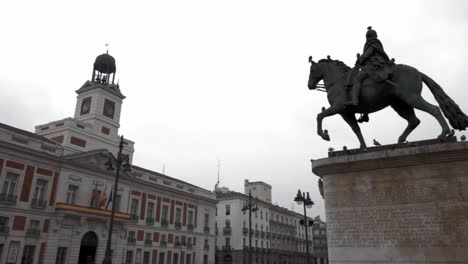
left=92, top=52, right=116, bottom=84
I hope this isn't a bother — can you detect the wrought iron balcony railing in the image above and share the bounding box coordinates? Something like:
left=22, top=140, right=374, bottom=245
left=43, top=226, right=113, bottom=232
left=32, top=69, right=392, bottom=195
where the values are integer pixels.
left=31, top=198, right=47, bottom=209
left=222, top=245, right=231, bottom=251
left=130, top=214, right=139, bottom=221
left=188, top=224, right=194, bottom=232
left=146, top=217, right=155, bottom=225
left=223, top=227, right=232, bottom=235
left=0, top=225, right=9, bottom=234
left=160, top=240, right=167, bottom=247
left=144, top=239, right=152, bottom=246
left=243, top=227, right=248, bottom=235
left=0, top=193, right=17, bottom=204
left=127, top=237, right=136, bottom=244
left=161, top=219, right=169, bottom=227
left=203, top=225, right=210, bottom=233
left=26, top=228, right=40, bottom=237
left=175, top=221, right=182, bottom=229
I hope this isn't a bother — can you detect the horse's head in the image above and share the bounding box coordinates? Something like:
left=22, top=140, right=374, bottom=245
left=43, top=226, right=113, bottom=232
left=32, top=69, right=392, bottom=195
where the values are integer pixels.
left=308, top=56, right=350, bottom=90
left=308, top=56, right=323, bottom=90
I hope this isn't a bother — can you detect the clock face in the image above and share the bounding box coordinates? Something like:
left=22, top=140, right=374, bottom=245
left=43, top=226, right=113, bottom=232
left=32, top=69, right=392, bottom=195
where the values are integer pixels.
left=80, top=98, right=91, bottom=115
left=103, top=99, right=115, bottom=119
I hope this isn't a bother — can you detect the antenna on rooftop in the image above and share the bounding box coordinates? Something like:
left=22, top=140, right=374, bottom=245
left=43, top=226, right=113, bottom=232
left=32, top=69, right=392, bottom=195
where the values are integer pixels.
left=105, top=43, right=110, bottom=54
left=162, top=164, right=166, bottom=174
left=215, top=158, right=221, bottom=191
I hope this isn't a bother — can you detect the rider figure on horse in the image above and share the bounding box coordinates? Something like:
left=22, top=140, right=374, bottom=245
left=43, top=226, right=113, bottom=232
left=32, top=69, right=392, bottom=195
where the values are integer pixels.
left=346, top=26, right=392, bottom=109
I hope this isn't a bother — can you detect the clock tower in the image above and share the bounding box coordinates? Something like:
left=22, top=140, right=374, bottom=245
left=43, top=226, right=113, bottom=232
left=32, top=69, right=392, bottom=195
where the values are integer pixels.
left=35, top=52, right=135, bottom=160
left=74, top=52, right=124, bottom=137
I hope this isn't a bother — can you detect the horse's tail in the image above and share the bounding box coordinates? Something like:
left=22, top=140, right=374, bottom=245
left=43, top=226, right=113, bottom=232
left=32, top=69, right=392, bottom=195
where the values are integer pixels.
left=422, top=73, right=468, bottom=130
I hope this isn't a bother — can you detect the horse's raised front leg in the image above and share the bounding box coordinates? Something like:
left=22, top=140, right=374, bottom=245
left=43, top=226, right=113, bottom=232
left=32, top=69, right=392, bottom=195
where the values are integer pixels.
left=340, top=112, right=367, bottom=149
left=317, top=104, right=347, bottom=141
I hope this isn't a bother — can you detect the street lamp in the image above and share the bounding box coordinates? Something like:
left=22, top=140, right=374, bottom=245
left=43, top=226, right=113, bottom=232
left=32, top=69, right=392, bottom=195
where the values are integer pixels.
left=102, top=136, right=131, bottom=264
left=241, top=190, right=258, bottom=264
left=294, top=190, right=314, bottom=264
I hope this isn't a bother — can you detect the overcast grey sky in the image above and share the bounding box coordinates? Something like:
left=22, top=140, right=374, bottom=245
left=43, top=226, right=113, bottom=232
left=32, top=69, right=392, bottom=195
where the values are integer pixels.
left=1, top=0, right=468, bottom=218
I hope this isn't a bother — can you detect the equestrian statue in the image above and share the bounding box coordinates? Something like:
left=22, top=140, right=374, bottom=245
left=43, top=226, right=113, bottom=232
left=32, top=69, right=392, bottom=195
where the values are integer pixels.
left=307, top=26, right=468, bottom=149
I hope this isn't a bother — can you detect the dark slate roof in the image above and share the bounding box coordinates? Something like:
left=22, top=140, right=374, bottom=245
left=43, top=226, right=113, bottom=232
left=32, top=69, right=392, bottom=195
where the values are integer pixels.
left=76, top=81, right=125, bottom=99
left=0, top=123, right=61, bottom=146
left=94, top=53, right=116, bottom=74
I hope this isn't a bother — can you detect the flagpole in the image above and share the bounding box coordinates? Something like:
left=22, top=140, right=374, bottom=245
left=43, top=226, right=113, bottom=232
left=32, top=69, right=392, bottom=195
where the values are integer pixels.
left=102, top=136, right=128, bottom=264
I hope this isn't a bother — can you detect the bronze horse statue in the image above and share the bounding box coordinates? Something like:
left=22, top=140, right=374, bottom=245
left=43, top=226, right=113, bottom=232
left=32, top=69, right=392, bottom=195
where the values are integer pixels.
left=307, top=56, right=468, bottom=149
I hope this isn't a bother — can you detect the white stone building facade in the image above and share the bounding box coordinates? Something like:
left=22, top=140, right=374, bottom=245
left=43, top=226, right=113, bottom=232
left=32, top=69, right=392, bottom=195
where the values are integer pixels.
left=0, top=53, right=217, bottom=264
left=215, top=184, right=328, bottom=264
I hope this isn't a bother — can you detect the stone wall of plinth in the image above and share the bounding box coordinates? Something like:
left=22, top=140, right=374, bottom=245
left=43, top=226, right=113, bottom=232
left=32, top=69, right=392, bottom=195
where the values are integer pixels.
left=312, top=141, right=468, bottom=264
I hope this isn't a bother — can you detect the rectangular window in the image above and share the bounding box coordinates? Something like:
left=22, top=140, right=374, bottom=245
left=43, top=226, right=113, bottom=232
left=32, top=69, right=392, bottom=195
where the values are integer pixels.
left=147, top=202, right=154, bottom=221
left=32, top=179, right=48, bottom=202
left=161, top=234, right=167, bottom=242
left=55, top=247, right=67, bottom=264
left=175, top=207, right=182, bottom=223
left=243, top=238, right=246, bottom=247
left=186, top=254, right=191, bottom=264
left=225, top=219, right=230, bottom=228
left=204, top=213, right=209, bottom=227
left=188, top=210, right=194, bottom=226
left=225, top=237, right=230, bottom=247
left=225, top=204, right=230, bottom=215
left=0, top=217, right=9, bottom=233
left=1, top=172, right=18, bottom=197
left=158, top=252, right=165, bottom=264
left=145, top=233, right=152, bottom=244
left=30, top=220, right=40, bottom=230
left=161, top=205, right=169, bottom=223
left=66, top=185, right=78, bottom=204
left=20, top=245, right=35, bottom=264
left=260, top=210, right=263, bottom=219
left=203, top=255, right=208, bottom=264
left=130, top=199, right=139, bottom=218
left=173, top=253, right=179, bottom=264
left=125, top=250, right=134, bottom=264
left=143, top=251, right=150, bottom=264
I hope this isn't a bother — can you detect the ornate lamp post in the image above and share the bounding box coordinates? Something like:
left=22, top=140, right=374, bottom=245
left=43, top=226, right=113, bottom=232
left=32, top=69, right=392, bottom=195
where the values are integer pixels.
left=102, top=136, right=131, bottom=264
left=294, top=190, right=314, bottom=264
left=241, top=190, right=258, bottom=264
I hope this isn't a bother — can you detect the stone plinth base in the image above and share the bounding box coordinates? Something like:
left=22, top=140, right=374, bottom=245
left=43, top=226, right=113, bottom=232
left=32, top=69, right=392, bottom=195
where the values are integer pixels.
left=312, top=141, right=468, bottom=264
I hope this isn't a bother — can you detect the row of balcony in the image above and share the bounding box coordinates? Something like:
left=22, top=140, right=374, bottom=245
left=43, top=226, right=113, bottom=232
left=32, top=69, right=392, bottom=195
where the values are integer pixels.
left=0, top=194, right=47, bottom=209
left=0, top=226, right=42, bottom=237
left=129, top=217, right=208, bottom=232
left=128, top=238, right=210, bottom=250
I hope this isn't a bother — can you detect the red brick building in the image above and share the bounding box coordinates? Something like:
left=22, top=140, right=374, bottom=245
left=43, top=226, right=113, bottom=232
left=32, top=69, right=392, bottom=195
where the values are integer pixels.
left=0, top=53, right=216, bottom=264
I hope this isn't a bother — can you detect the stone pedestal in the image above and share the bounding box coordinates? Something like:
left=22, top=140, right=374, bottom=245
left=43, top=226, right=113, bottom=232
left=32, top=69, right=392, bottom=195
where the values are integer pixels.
left=312, top=141, right=468, bottom=264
